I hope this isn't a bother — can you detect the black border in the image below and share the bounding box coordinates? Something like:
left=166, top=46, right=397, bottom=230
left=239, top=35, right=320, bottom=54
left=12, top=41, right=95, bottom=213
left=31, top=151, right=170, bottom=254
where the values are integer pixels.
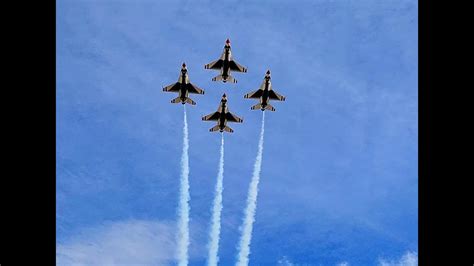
left=6, top=0, right=56, bottom=264
left=419, top=0, right=472, bottom=264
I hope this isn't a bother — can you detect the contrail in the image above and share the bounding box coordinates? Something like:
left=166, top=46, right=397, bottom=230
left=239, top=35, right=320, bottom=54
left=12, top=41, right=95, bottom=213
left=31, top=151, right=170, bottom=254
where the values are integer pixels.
left=236, top=112, right=266, bottom=266
left=207, top=133, right=225, bottom=266
left=176, top=105, right=190, bottom=266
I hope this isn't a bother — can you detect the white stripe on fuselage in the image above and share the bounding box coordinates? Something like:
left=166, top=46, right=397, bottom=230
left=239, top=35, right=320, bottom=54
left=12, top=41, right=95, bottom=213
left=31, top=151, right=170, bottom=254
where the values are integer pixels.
left=179, top=71, right=190, bottom=99
left=220, top=47, right=232, bottom=77
left=260, top=78, right=271, bottom=105
left=219, top=102, right=228, bottom=128
left=180, top=71, right=189, bottom=84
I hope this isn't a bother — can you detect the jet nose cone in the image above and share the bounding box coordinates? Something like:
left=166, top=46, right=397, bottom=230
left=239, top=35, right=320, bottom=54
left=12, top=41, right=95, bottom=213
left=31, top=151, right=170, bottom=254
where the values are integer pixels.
left=222, top=93, right=226, bottom=97
left=226, top=38, right=230, bottom=44
left=266, top=70, right=271, bottom=75
left=182, top=63, right=186, bottom=68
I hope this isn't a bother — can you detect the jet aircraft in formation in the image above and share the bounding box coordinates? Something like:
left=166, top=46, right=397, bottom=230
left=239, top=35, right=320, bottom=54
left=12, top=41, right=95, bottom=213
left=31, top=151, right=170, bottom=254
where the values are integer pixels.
left=244, top=70, right=286, bottom=111
left=202, top=94, right=243, bottom=133
left=162, top=39, right=285, bottom=133
left=204, top=39, right=247, bottom=83
left=162, top=63, right=205, bottom=105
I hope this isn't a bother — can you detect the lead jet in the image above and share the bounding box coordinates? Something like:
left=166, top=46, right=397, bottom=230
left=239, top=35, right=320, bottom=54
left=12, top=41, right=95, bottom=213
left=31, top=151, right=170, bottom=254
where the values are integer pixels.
left=244, top=70, right=286, bottom=111
left=204, top=39, right=247, bottom=83
left=202, top=94, right=243, bottom=133
left=162, top=63, right=204, bottom=105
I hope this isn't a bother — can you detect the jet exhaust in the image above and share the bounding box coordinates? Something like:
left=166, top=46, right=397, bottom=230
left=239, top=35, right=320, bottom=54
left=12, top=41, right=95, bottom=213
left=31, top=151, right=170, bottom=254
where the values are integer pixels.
left=176, top=105, right=191, bottom=266
left=236, top=111, right=266, bottom=266
left=207, top=133, right=225, bottom=266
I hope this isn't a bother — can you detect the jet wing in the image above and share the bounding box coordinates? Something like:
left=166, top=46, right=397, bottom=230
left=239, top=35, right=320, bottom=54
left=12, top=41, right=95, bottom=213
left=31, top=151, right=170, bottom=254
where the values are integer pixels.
left=268, top=90, right=286, bottom=101
left=163, top=82, right=180, bottom=92
left=187, top=83, right=205, bottom=94
left=225, top=112, right=243, bottom=123
left=229, top=60, right=248, bottom=73
left=202, top=112, right=220, bottom=121
left=205, top=59, right=224, bottom=70
left=244, top=89, right=263, bottom=99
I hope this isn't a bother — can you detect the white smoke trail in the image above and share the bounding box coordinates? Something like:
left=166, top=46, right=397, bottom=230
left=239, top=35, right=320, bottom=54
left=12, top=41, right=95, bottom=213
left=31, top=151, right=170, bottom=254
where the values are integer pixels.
left=207, top=133, right=225, bottom=266
left=236, top=112, right=266, bottom=266
left=176, top=105, right=190, bottom=266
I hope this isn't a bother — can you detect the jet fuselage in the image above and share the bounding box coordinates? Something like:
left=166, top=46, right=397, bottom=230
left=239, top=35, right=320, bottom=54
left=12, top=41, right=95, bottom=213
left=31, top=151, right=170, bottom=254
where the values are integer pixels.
left=218, top=101, right=228, bottom=131
left=202, top=93, right=242, bottom=133
left=260, top=78, right=271, bottom=110
left=221, top=47, right=231, bottom=81
left=179, top=70, right=189, bottom=104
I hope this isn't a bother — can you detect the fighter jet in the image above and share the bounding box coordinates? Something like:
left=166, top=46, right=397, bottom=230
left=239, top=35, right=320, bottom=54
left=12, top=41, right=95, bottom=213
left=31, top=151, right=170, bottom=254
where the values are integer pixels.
left=244, top=70, right=286, bottom=111
left=204, top=39, right=247, bottom=83
left=202, top=94, right=243, bottom=133
left=162, top=63, right=204, bottom=105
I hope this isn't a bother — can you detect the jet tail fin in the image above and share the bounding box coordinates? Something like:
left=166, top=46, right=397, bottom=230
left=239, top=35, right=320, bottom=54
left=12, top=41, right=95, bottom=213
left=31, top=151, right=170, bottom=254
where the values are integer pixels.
left=171, top=97, right=196, bottom=105
left=212, top=74, right=237, bottom=83
left=250, top=103, right=275, bottom=111
left=209, top=125, right=233, bottom=133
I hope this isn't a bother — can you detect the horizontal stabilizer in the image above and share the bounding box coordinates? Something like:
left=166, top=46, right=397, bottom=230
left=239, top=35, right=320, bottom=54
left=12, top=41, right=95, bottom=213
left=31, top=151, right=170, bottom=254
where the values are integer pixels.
left=264, top=104, right=276, bottom=111
left=250, top=103, right=262, bottom=110
left=212, top=74, right=237, bottom=83
left=209, top=125, right=233, bottom=133
left=210, top=125, right=221, bottom=132
left=223, top=126, right=234, bottom=133
left=171, top=97, right=196, bottom=105
left=251, top=103, right=275, bottom=111
left=171, top=97, right=183, bottom=104
left=185, top=97, right=196, bottom=105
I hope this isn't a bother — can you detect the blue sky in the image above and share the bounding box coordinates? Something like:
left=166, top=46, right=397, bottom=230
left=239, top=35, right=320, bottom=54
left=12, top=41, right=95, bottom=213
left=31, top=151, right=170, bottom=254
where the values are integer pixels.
left=57, top=0, right=418, bottom=265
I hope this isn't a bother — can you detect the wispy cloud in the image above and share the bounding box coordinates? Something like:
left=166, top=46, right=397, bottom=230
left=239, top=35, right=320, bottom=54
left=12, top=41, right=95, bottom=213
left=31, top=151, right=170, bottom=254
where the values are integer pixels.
left=56, top=219, right=176, bottom=265
left=378, top=251, right=418, bottom=266
left=275, top=253, right=417, bottom=266
left=277, top=256, right=295, bottom=266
